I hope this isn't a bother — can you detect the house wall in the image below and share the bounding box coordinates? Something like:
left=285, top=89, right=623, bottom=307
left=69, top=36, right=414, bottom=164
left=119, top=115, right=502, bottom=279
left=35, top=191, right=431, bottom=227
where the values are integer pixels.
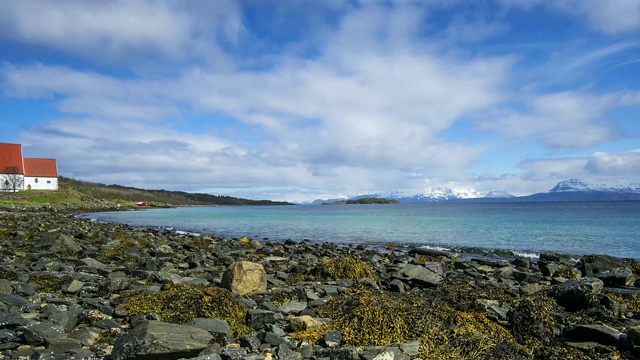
left=1, top=173, right=25, bottom=192
left=24, top=176, right=58, bottom=191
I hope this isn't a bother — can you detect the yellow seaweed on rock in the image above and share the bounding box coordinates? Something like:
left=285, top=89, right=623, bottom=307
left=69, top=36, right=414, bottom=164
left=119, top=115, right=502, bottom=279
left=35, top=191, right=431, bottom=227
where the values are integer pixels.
left=124, top=284, right=253, bottom=338
left=319, top=256, right=377, bottom=281
left=307, top=289, right=525, bottom=359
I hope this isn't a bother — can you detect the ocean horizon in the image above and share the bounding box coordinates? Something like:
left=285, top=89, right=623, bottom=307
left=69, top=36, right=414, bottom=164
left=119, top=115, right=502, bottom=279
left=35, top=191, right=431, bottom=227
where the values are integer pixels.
left=82, top=201, right=640, bottom=260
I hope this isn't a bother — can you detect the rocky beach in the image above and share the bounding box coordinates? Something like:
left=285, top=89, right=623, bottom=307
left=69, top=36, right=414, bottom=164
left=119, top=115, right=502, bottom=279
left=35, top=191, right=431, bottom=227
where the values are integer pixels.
left=1, top=208, right=640, bottom=360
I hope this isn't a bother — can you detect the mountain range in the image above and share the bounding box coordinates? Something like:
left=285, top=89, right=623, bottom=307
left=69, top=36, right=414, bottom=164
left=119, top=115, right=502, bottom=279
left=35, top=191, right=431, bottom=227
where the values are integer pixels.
left=309, top=179, right=640, bottom=204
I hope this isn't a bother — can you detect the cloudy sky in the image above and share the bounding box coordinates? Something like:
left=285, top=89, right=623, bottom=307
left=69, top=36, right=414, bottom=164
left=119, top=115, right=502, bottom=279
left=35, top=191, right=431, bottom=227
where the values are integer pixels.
left=1, top=0, right=639, bottom=201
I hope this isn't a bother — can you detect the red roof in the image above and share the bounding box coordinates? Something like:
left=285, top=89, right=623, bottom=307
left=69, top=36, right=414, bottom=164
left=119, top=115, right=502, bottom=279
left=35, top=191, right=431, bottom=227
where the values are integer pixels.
left=0, top=143, right=24, bottom=174
left=24, top=158, right=58, bottom=177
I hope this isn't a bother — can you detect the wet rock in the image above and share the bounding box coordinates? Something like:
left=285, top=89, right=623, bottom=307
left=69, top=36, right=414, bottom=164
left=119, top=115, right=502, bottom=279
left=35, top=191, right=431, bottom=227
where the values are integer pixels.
left=277, top=300, right=307, bottom=314
left=323, top=330, right=343, bottom=348
left=220, top=347, right=248, bottom=360
left=221, top=261, right=267, bottom=296
left=628, top=325, right=640, bottom=346
left=20, top=321, right=65, bottom=345
left=287, top=315, right=324, bottom=331
left=556, top=277, right=603, bottom=310
left=580, top=254, right=635, bottom=287
left=276, top=345, right=303, bottom=360
left=189, top=318, right=233, bottom=346
left=563, top=323, right=622, bottom=346
left=395, top=264, right=442, bottom=288
left=246, top=309, right=276, bottom=330
left=240, top=334, right=261, bottom=352
left=112, top=320, right=213, bottom=360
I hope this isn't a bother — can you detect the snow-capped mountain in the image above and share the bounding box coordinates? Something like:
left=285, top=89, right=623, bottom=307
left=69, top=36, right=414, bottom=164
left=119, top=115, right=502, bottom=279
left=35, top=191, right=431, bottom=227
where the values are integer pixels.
left=312, top=187, right=515, bottom=204
left=524, top=179, right=640, bottom=201
left=549, top=179, right=640, bottom=193
left=307, top=179, right=640, bottom=204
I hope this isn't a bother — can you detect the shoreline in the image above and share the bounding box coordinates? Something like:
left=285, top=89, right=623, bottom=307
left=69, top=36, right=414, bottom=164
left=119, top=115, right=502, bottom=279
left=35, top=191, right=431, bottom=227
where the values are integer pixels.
left=1, top=208, right=640, bottom=359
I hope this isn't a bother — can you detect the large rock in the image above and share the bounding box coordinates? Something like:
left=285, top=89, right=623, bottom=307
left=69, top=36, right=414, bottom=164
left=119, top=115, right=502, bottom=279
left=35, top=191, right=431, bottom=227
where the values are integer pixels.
left=556, top=277, right=603, bottom=310
left=112, top=321, right=213, bottom=360
left=563, top=324, right=622, bottom=346
left=395, top=264, right=442, bottom=288
left=221, top=261, right=267, bottom=296
left=580, top=255, right=635, bottom=287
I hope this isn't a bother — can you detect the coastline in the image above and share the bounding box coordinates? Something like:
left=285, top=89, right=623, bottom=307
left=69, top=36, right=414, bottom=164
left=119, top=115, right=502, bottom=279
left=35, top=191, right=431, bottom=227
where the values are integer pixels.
left=1, top=208, right=640, bottom=359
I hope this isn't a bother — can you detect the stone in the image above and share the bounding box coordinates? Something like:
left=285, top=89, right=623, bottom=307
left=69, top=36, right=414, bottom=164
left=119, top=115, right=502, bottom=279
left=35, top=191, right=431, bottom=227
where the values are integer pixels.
left=323, top=330, right=343, bottom=348
left=288, top=315, right=324, bottom=331
left=556, top=277, right=603, bottom=310
left=48, top=233, right=82, bottom=253
left=627, top=325, right=640, bottom=346
left=78, top=257, right=108, bottom=270
left=276, top=345, right=303, bottom=360
left=580, top=255, right=635, bottom=286
left=189, top=318, right=233, bottom=345
left=221, top=261, right=267, bottom=296
left=240, top=334, right=261, bottom=352
left=563, top=324, right=622, bottom=346
left=220, top=348, right=248, bottom=360
left=246, top=309, right=276, bottom=330
left=277, top=300, right=307, bottom=314
left=112, top=320, right=213, bottom=360
left=395, top=264, right=442, bottom=287
left=64, top=279, right=85, bottom=293
left=20, top=321, right=65, bottom=345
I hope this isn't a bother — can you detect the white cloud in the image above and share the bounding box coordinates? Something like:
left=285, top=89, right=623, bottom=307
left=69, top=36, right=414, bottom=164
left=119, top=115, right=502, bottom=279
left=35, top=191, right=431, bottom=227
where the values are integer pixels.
left=500, top=0, right=640, bottom=34
left=0, top=0, right=242, bottom=65
left=481, top=91, right=625, bottom=148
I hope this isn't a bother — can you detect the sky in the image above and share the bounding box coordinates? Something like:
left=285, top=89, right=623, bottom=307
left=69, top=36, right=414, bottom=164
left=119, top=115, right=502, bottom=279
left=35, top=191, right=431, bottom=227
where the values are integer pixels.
left=1, top=0, right=640, bottom=202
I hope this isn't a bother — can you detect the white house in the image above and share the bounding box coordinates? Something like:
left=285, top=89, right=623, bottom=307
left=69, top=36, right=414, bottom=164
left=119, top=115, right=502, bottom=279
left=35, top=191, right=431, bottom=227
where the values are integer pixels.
left=0, top=143, right=58, bottom=191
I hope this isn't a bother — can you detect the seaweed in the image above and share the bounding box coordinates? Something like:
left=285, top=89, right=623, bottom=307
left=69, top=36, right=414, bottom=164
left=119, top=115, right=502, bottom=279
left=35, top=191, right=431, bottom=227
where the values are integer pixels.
left=318, top=257, right=377, bottom=281
left=124, top=284, right=253, bottom=338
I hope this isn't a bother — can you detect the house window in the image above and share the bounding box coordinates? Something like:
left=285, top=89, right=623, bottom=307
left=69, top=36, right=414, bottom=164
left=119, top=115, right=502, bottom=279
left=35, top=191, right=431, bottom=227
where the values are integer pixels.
left=47, top=180, right=51, bottom=184
left=34, top=178, right=38, bottom=183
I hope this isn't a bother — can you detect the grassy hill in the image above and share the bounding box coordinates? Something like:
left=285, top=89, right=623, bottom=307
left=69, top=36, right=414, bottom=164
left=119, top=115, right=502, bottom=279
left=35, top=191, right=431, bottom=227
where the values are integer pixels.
left=0, top=176, right=292, bottom=210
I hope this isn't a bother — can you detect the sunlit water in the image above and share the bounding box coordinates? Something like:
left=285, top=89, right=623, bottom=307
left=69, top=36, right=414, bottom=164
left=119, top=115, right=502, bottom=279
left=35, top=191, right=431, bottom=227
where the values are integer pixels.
left=82, top=202, right=640, bottom=260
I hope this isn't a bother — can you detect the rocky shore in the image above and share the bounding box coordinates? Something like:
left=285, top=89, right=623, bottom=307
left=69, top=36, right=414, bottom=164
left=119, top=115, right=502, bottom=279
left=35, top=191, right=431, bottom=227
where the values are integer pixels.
left=1, top=209, right=640, bottom=359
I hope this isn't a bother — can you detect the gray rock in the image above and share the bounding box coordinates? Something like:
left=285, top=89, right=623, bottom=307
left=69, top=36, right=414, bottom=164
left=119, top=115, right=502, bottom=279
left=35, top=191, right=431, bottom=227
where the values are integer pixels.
left=220, top=347, right=248, bottom=360
left=189, top=318, right=233, bottom=346
left=324, top=330, right=343, bottom=348
left=627, top=325, right=640, bottom=346
left=556, top=277, right=603, bottom=310
left=78, top=257, right=108, bottom=270
left=0, top=293, right=29, bottom=308
left=246, top=309, right=276, bottom=330
left=316, top=346, right=358, bottom=360
left=112, top=320, right=213, bottom=360
left=276, top=345, right=303, bottom=360
left=47, top=234, right=82, bottom=253
left=563, top=324, right=622, bottom=346
left=395, top=264, right=442, bottom=287
left=20, top=321, right=65, bottom=345
left=277, top=300, right=308, bottom=314
left=240, top=334, right=261, bottom=352
left=64, top=279, right=85, bottom=293
left=581, top=255, right=635, bottom=286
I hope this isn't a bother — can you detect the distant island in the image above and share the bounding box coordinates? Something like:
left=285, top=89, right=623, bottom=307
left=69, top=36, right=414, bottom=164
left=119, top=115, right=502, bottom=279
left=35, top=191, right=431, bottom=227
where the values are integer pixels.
left=323, top=197, right=400, bottom=205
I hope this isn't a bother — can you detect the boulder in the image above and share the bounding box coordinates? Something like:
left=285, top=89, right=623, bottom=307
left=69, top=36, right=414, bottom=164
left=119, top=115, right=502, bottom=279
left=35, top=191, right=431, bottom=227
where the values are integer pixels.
left=580, top=255, right=635, bottom=287
left=221, top=261, right=267, bottom=296
left=112, top=320, right=213, bottom=360
left=627, top=325, right=640, bottom=346
left=556, top=277, right=603, bottom=310
left=395, top=264, right=442, bottom=287
left=189, top=318, right=233, bottom=346
left=563, top=324, right=622, bottom=346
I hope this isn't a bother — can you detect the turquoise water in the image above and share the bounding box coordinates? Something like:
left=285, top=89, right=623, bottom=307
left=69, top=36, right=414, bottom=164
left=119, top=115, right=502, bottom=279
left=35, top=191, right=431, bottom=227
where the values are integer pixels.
left=83, top=202, right=640, bottom=260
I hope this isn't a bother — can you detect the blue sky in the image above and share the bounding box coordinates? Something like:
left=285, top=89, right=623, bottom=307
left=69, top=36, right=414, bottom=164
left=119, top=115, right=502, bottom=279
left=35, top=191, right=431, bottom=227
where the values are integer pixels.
left=1, top=0, right=639, bottom=201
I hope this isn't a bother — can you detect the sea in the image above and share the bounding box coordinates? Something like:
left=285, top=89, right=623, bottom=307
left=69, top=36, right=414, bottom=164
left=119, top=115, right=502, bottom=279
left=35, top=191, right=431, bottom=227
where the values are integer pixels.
left=81, top=201, right=640, bottom=260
